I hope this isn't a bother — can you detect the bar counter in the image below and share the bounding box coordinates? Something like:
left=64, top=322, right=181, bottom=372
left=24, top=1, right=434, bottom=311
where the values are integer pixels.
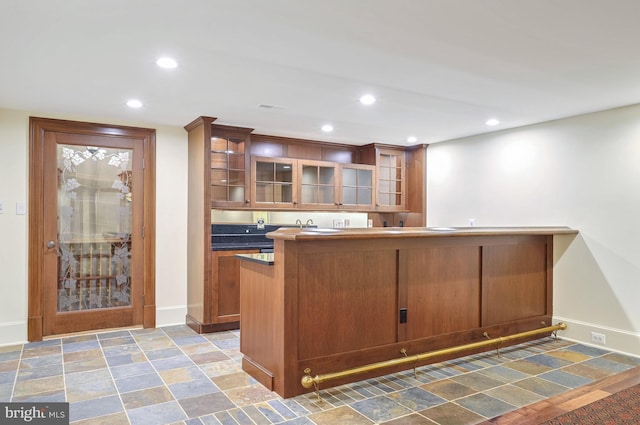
left=238, top=226, right=578, bottom=398
left=267, top=225, right=578, bottom=240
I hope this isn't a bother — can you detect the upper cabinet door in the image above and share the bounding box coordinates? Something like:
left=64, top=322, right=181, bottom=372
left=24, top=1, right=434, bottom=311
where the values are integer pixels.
left=251, top=156, right=298, bottom=209
left=339, top=164, right=376, bottom=211
left=376, top=148, right=406, bottom=211
left=210, top=126, right=251, bottom=208
left=297, top=159, right=338, bottom=210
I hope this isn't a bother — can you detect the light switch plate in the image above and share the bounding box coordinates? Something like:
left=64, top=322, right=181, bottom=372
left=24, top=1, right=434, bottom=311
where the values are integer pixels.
left=0, top=201, right=4, bottom=214
left=16, top=202, right=26, bottom=215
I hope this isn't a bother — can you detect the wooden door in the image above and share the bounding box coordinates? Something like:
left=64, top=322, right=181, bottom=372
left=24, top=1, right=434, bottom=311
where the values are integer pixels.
left=29, top=118, right=156, bottom=340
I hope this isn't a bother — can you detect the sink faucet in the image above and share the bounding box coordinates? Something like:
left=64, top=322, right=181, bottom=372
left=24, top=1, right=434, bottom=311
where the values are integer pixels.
left=306, top=219, right=314, bottom=227
left=296, top=219, right=302, bottom=228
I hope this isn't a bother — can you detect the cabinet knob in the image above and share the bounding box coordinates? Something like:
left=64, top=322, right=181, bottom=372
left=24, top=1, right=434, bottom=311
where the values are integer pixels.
left=245, top=199, right=250, bottom=203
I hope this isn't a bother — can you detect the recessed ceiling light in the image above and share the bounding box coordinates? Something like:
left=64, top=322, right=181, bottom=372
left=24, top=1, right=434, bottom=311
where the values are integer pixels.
left=359, top=94, right=376, bottom=105
left=407, top=136, right=418, bottom=143
left=156, top=57, right=178, bottom=69
left=486, top=118, right=500, bottom=126
left=321, top=124, right=334, bottom=133
left=126, top=99, right=143, bottom=108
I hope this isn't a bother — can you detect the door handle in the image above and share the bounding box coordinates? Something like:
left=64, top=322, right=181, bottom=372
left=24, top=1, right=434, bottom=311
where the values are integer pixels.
left=46, top=240, right=56, bottom=249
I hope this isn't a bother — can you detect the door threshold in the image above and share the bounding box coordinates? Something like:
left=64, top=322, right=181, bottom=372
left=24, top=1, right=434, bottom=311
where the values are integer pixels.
left=43, top=325, right=145, bottom=340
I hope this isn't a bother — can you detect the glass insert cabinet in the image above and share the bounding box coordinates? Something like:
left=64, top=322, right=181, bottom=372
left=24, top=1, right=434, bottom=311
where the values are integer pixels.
left=210, top=125, right=252, bottom=208
left=299, top=160, right=337, bottom=209
left=202, top=118, right=410, bottom=213
left=376, top=148, right=406, bottom=210
left=340, top=164, right=374, bottom=210
left=251, top=157, right=297, bottom=208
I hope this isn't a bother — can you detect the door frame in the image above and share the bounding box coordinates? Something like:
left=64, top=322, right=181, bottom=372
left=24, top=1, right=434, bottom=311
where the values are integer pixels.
left=28, top=117, right=156, bottom=341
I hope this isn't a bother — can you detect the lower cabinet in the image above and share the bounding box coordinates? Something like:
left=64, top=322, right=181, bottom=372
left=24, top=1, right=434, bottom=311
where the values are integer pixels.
left=211, top=249, right=259, bottom=326
left=187, top=249, right=259, bottom=334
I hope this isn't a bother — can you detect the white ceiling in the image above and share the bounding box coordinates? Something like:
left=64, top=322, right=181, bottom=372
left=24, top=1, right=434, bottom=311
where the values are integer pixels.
left=2, top=0, right=640, bottom=146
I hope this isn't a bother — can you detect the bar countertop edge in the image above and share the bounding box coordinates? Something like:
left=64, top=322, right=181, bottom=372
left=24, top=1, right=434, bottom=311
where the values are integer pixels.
left=266, top=226, right=578, bottom=241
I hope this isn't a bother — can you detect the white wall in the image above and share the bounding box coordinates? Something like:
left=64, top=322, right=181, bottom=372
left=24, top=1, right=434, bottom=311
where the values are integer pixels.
left=427, top=104, right=640, bottom=357
left=0, top=108, right=188, bottom=345
left=0, top=109, right=29, bottom=344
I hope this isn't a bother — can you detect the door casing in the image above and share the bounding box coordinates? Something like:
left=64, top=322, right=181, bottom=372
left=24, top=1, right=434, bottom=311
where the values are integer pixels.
left=28, top=117, right=156, bottom=341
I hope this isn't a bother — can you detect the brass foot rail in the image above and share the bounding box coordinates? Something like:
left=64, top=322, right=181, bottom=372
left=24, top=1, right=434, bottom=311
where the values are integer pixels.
left=302, top=322, right=567, bottom=390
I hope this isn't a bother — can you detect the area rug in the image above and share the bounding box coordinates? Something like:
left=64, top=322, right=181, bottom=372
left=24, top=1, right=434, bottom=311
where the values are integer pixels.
left=543, top=384, right=640, bottom=424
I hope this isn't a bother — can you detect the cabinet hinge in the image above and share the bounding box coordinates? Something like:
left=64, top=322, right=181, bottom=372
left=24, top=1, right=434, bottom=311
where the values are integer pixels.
left=142, top=226, right=145, bottom=239
left=142, top=158, right=146, bottom=169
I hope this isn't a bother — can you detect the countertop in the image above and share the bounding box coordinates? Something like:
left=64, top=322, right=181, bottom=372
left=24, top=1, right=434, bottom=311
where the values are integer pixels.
left=267, top=226, right=578, bottom=241
left=211, top=242, right=274, bottom=251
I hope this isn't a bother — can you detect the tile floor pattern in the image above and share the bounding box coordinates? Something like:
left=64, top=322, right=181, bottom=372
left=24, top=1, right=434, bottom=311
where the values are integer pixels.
left=1, top=325, right=639, bottom=425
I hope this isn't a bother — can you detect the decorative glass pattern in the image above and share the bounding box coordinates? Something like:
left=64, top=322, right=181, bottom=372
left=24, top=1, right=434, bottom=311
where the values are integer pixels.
left=57, top=145, right=133, bottom=311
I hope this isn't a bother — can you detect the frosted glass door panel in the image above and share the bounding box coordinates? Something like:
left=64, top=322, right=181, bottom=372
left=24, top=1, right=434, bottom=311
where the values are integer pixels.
left=56, top=145, right=133, bottom=312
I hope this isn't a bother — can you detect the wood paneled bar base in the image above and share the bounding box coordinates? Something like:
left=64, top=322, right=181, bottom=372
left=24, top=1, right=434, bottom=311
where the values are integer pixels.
left=238, top=226, right=578, bottom=398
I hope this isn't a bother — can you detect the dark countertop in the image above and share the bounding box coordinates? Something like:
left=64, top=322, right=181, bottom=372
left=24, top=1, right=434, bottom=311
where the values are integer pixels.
left=211, top=242, right=274, bottom=251
left=235, top=253, right=274, bottom=265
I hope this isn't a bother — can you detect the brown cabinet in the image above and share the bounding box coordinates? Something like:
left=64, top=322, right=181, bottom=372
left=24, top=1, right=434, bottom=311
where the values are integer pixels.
left=363, top=144, right=427, bottom=227
left=298, top=159, right=339, bottom=210
left=211, top=249, right=259, bottom=325
left=210, top=125, right=252, bottom=208
left=251, top=156, right=298, bottom=209
left=357, top=144, right=408, bottom=211
left=184, top=116, right=254, bottom=333
left=339, top=163, right=376, bottom=210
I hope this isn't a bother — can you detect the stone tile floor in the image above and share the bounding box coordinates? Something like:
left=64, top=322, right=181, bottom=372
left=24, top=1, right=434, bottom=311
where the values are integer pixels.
left=1, top=325, right=639, bottom=424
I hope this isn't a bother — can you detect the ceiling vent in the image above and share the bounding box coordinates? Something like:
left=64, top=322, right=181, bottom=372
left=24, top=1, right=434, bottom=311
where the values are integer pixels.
left=258, top=104, right=286, bottom=110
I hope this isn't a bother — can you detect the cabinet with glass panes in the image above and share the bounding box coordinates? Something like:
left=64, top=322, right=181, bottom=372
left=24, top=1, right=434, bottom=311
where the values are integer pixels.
left=210, top=125, right=252, bottom=208
left=376, top=148, right=406, bottom=211
left=298, top=160, right=339, bottom=210
left=339, top=163, right=375, bottom=210
left=251, top=156, right=298, bottom=209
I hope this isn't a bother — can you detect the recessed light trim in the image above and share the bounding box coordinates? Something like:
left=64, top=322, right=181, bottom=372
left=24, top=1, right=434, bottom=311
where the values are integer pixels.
left=359, top=94, right=376, bottom=105
left=126, top=99, right=143, bottom=108
left=486, top=118, right=500, bottom=126
left=321, top=124, right=334, bottom=133
left=407, top=136, right=418, bottom=143
left=156, top=57, right=178, bottom=69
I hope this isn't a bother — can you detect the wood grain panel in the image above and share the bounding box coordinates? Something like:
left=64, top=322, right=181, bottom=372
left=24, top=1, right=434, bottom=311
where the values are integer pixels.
left=297, top=250, right=397, bottom=359
left=239, top=259, right=280, bottom=374
left=404, top=246, right=481, bottom=339
left=212, top=249, right=259, bottom=319
left=482, top=241, right=548, bottom=325
left=186, top=118, right=208, bottom=324
left=286, top=143, right=322, bottom=160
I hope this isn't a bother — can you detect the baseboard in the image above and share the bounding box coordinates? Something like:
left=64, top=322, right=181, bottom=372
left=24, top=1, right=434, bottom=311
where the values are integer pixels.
left=553, top=316, right=640, bottom=358
left=156, top=305, right=188, bottom=328
left=0, top=321, right=27, bottom=347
